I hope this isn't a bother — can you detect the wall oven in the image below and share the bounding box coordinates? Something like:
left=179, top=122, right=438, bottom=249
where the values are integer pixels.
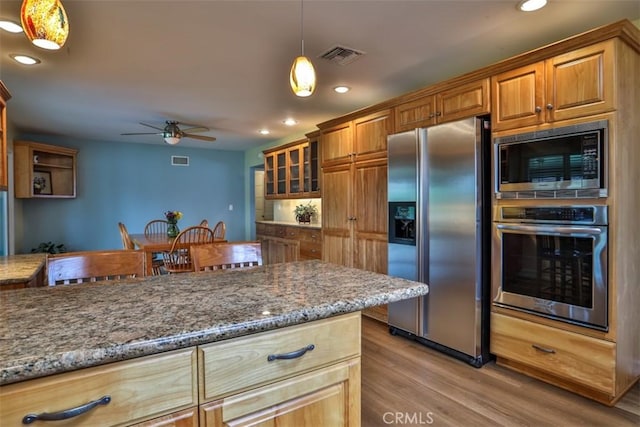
left=492, top=205, right=608, bottom=330
left=495, top=120, right=608, bottom=199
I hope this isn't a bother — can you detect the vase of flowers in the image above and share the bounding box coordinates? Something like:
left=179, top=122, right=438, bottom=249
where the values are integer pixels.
left=165, top=210, right=183, bottom=238
left=294, top=201, right=318, bottom=224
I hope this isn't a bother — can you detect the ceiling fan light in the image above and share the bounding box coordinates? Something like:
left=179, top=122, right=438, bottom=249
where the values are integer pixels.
left=21, top=0, right=69, bottom=50
left=164, top=136, right=181, bottom=145
left=290, top=55, right=316, bottom=97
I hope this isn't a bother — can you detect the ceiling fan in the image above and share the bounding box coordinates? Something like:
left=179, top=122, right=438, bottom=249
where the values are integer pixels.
left=121, top=120, right=217, bottom=145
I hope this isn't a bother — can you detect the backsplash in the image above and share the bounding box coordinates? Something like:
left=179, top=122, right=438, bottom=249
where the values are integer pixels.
left=273, top=198, right=322, bottom=224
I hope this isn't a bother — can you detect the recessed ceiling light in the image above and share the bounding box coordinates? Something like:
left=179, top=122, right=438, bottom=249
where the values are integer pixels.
left=259, top=129, right=270, bottom=135
left=0, top=20, right=23, bottom=33
left=282, top=118, right=298, bottom=126
left=10, top=54, right=40, bottom=65
left=517, top=0, right=547, bottom=12
left=334, top=86, right=350, bottom=94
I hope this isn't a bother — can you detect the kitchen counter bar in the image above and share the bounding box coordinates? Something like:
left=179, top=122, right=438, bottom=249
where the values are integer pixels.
left=0, top=253, right=46, bottom=288
left=0, top=260, right=427, bottom=385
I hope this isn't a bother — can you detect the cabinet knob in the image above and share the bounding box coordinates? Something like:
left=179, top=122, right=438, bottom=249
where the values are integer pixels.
left=546, top=104, right=554, bottom=110
left=435, top=111, right=442, bottom=117
left=428, top=113, right=436, bottom=118
left=535, top=106, right=542, bottom=113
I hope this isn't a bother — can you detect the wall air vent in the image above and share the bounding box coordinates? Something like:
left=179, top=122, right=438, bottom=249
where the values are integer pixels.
left=171, top=155, right=189, bottom=166
left=318, top=45, right=366, bottom=65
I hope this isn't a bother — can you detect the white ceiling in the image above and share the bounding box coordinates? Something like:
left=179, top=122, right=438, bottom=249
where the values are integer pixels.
left=1, top=1, right=638, bottom=151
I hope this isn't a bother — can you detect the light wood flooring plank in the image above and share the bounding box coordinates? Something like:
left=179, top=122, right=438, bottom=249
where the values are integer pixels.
left=361, top=316, right=639, bottom=427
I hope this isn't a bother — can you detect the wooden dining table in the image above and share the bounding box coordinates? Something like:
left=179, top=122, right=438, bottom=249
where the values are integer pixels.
left=130, top=234, right=226, bottom=276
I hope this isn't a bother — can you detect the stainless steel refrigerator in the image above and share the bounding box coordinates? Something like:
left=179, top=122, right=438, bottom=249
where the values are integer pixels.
left=387, top=116, right=491, bottom=367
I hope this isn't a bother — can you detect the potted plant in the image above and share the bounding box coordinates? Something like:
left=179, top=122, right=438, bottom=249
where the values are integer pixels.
left=294, top=202, right=318, bottom=224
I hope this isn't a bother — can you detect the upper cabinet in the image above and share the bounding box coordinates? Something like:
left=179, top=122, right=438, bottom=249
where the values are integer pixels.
left=394, top=78, right=489, bottom=132
left=321, top=109, right=392, bottom=166
left=264, top=137, right=320, bottom=199
left=0, top=81, right=10, bottom=192
left=14, top=141, right=78, bottom=198
left=491, top=40, right=614, bottom=132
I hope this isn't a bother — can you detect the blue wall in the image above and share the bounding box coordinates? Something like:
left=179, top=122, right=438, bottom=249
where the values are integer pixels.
left=15, top=136, right=245, bottom=253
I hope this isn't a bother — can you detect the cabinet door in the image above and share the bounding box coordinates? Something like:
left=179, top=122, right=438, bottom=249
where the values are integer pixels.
left=131, top=407, right=199, bottom=427
left=264, top=153, right=276, bottom=197
left=352, top=158, right=388, bottom=274
left=287, top=145, right=303, bottom=195
left=260, top=237, right=299, bottom=265
left=307, top=137, right=321, bottom=194
left=199, top=358, right=360, bottom=427
left=394, top=96, right=436, bottom=132
left=322, top=163, right=353, bottom=267
left=491, top=62, right=545, bottom=131
left=546, top=40, right=614, bottom=122
left=275, top=151, right=287, bottom=196
left=353, top=109, right=392, bottom=161
left=0, top=83, right=8, bottom=192
left=437, top=78, right=490, bottom=124
left=321, top=122, right=352, bottom=166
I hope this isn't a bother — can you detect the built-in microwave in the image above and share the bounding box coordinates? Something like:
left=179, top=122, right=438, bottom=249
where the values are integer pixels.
left=495, top=120, right=607, bottom=199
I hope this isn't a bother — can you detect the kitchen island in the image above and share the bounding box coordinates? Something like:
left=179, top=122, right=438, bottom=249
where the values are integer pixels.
left=0, top=260, right=428, bottom=426
left=0, top=253, right=46, bottom=290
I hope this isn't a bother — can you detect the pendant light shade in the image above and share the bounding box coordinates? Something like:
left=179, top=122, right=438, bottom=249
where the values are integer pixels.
left=290, top=0, right=316, bottom=97
left=21, top=0, right=69, bottom=50
left=290, top=54, right=316, bottom=97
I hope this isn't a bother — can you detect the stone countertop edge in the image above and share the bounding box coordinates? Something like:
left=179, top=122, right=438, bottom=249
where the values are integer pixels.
left=0, top=260, right=427, bottom=386
left=0, top=253, right=47, bottom=285
left=255, top=220, right=321, bottom=229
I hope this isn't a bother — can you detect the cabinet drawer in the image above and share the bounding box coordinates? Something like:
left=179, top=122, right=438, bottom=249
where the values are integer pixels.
left=491, top=313, right=615, bottom=393
left=296, top=227, right=321, bottom=242
left=0, top=348, right=197, bottom=426
left=300, top=241, right=322, bottom=259
left=199, top=312, right=361, bottom=401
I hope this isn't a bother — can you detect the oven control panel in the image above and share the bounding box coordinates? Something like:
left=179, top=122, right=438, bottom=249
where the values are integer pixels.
left=495, top=205, right=607, bottom=225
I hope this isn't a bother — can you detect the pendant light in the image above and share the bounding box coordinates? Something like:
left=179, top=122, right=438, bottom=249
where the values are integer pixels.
left=21, top=0, right=69, bottom=50
left=290, top=0, right=316, bottom=97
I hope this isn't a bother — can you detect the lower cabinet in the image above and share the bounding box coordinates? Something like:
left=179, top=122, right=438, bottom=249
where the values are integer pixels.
left=256, top=222, right=322, bottom=264
left=0, top=348, right=198, bottom=426
left=491, top=312, right=617, bottom=402
left=198, top=312, right=361, bottom=427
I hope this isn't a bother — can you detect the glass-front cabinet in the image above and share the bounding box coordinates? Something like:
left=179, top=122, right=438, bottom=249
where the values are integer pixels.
left=264, top=137, right=320, bottom=199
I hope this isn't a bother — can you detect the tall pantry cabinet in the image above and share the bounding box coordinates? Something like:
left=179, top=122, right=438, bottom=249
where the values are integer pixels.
left=320, top=109, right=392, bottom=322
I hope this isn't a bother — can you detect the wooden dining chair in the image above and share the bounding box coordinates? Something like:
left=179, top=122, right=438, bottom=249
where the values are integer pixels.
left=162, top=226, right=215, bottom=273
left=144, top=219, right=169, bottom=236
left=119, top=222, right=165, bottom=275
left=192, top=241, right=263, bottom=272
left=47, top=250, right=146, bottom=286
left=212, top=221, right=226, bottom=240
left=199, top=219, right=209, bottom=228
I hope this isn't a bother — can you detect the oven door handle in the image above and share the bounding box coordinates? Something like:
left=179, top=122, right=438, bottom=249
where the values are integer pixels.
left=495, top=223, right=605, bottom=236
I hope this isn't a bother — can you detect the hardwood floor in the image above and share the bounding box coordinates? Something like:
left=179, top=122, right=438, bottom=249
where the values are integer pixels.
left=361, top=316, right=639, bottom=427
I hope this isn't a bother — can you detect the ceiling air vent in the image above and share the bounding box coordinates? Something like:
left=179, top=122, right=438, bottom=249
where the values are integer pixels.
left=318, top=45, right=365, bottom=66
left=171, top=155, right=189, bottom=166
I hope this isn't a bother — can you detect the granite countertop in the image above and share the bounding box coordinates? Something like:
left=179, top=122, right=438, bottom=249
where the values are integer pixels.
left=0, top=253, right=47, bottom=285
left=256, top=220, right=321, bottom=229
left=0, top=260, right=428, bottom=386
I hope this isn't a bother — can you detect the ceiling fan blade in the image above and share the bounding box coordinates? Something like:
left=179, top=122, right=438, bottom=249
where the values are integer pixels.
left=121, top=131, right=162, bottom=136
left=139, top=122, right=165, bottom=131
left=180, top=126, right=209, bottom=134
left=183, top=133, right=217, bottom=142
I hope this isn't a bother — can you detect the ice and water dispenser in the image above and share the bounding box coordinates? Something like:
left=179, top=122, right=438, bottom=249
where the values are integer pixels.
left=388, top=202, right=416, bottom=245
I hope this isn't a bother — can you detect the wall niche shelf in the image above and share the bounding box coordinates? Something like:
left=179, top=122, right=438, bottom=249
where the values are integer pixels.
left=14, top=141, right=78, bottom=199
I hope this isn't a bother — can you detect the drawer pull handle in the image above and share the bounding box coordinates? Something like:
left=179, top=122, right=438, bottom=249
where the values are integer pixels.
left=22, top=395, right=111, bottom=424
left=532, top=344, right=556, bottom=354
left=267, top=344, right=315, bottom=362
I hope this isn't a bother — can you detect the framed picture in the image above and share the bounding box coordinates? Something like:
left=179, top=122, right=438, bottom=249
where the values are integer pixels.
left=33, top=171, right=52, bottom=195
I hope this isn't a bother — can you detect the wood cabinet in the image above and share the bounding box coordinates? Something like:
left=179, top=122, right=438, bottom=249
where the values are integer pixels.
left=394, top=78, right=490, bottom=132
left=491, top=40, right=614, bottom=131
left=0, top=81, right=10, bottom=192
left=320, top=110, right=391, bottom=322
left=198, top=312, right=361, bottom=427
left=0, top=348, right=198, bottom=426
left=256, top=222, right=321, bottom=263
left=14, top=140, right=78, bottom=198
left=264, top=138, right=320, bottom=199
